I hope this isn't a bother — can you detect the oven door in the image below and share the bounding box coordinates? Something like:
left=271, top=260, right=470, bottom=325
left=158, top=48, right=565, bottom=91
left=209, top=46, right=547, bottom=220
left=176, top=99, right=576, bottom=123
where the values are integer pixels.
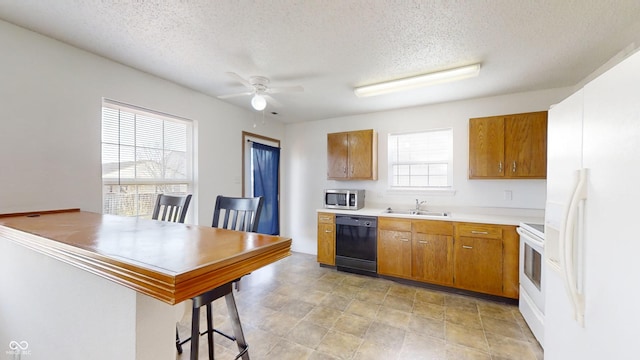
left=518, top=226, right=545, bottom=313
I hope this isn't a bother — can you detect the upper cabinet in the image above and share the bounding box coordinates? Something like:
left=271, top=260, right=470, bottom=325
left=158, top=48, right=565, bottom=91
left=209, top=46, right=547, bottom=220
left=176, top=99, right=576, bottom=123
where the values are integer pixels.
left=469, top=111, right=548, bottom=179
left=327, top=129, right=378, bottom=180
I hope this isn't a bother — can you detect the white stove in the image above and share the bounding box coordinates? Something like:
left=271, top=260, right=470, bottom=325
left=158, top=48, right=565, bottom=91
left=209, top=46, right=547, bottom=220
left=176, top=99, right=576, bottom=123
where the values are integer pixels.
left=517, top=222, right=545, bottom=346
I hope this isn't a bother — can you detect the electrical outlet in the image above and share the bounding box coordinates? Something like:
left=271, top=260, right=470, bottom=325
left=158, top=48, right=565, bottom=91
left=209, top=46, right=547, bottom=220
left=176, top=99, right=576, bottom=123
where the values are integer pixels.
left=504, top=190, right=513, bottom=201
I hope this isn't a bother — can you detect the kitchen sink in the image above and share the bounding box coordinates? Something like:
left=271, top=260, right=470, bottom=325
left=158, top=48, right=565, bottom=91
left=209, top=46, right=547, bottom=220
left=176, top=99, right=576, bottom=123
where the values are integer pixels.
left=383, top=208, right=450, bottom=217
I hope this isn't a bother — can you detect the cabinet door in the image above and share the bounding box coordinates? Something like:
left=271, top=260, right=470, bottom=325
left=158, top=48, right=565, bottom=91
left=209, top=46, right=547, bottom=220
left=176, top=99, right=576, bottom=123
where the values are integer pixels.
left=412, top=220, right=454, bottom=285
left=327, top=132, right=348, bottom=179
left=454, top=236, right=503, bottom=295
left=469, top=117, right=505, bottom=178
left=317, top=213, right=335, bottom=265
left=378, top=229, right=411, bottom=278
left=412, top=232, right=454, bottom=285
left=348, top=130, right=375, bottom=179
left=505, top=111, right=548, bottom=178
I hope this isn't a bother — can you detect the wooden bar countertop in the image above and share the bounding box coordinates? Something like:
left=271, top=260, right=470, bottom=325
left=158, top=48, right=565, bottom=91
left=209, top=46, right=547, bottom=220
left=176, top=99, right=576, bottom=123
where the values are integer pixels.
left=0, top=209, right=292, bottom=304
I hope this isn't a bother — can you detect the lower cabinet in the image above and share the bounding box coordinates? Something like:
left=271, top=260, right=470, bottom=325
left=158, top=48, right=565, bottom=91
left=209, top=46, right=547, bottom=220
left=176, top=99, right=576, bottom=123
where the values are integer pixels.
left=377, top=218, right=412, bottom=278
left=376, top=217, right=519, bottom=299
left=317, top=212, right=335, bottom=266
left=412, top=220, right=454, bottom=286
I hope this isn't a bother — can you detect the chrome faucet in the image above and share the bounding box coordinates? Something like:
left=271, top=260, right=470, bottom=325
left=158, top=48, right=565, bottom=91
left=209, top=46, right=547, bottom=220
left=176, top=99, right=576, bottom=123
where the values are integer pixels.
left=415, top=199, right=427, bottom=210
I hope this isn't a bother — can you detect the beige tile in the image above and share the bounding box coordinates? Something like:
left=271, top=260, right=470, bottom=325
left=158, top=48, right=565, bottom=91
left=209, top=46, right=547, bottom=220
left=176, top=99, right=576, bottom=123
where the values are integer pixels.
left=320, top=293, right=352, bottom=311
left=485, top=332, right=538, bottom=360
left=331, top=284, right=362, bottom=299
left=308, top=351, right=340, bottom=360
left=388, top=284, right=417, bottom=299
left=260, top=292, right=290, bottom=311
left=257, top=311, right=301, bottom=337
left=445, top=322, right=489, bottom=352
left=287, top=320, right=329, bottom=348
left=264, top=339, right=314, bottom=360
left=445, top=343, right=492, bottom=360
left=279, top=299, right=316, bottom=318
left=332, top=313, right=372, bottom=338
left=445, top=294, right=478, bottom=312
left=345, top=299, right=380, bottom=319
left=342, top=274, right=370, bottom=287
left=477, top=300, right=518, bottom=321
left=298, top=289, right=329, bottom=305
left=354, top=339, right=399, bottom=360
left=408, top=313, right=445, bottom=339
left=399, top=331, right=446, bottom=359
left=382, top=294, right=414, bottom=312
left=316, top=330, right=362, bottom=360
left=445, top=306, right=482, bottom=330
left=355, top=288, right=387, bottom=305
left=305, top=305, right=342, bottom=329
left=375, top=307, right=411, bottom=329
left=415, top=288, right=446, bottom=305
left=481, top=315, right=527, bottom=340
left=413, top=300, right=445, bottom=320
left=363, top=321, right=406, bottom=352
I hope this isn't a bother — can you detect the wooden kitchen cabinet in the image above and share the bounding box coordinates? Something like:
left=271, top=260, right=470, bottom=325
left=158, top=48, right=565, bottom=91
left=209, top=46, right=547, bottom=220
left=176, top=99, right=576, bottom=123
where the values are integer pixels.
left=453, top=222, right=519, bottom=298
left=469, top=111, right=547, bottom=179
left=412, top=220, right=454, bottom=286
left=327, top=129, right=378, bottom=180
left=317, top=212, right=336, bottom=265
left=377, top=217, right=412, bottom=278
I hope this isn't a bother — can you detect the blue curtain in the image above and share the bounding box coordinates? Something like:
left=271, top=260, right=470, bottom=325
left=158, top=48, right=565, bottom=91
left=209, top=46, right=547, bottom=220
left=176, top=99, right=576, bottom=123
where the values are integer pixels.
left=251, top=142, right=280, bottom=235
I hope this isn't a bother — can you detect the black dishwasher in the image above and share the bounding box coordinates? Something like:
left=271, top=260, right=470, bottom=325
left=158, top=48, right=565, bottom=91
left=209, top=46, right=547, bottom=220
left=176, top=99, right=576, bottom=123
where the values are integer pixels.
left=335, top=215, right=377, bottom=276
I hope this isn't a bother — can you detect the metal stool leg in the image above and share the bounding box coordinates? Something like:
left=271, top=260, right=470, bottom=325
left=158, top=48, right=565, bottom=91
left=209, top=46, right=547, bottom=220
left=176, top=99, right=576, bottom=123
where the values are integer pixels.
left=225, top=292, right=249, bottom=360
left=190, top=306, right=200, bottom=360
left=206, top=303, right=214, bottom=360
left=176, top=327, right=183, bottom=354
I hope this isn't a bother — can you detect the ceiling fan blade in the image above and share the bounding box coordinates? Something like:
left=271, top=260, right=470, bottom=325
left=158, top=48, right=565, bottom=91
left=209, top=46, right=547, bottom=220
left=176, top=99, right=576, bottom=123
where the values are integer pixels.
left=267, top=85, right=304, bottom=94
left=226, top=72, right=254, bottom=89
left=264, top=94, right=282, bottom=108
left=217, top=91, right=253, bottom=99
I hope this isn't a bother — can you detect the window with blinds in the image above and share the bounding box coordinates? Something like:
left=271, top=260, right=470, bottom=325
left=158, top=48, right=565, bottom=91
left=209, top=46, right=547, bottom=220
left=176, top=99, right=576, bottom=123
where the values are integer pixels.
left=388, top=129, right=453, bottom=189
left=101, top=100, right=193, bottom=218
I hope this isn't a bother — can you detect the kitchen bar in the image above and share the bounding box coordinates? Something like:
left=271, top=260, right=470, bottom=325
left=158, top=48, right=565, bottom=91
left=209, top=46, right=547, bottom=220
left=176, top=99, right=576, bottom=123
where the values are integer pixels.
left=0, top=209, right=291, bottom=359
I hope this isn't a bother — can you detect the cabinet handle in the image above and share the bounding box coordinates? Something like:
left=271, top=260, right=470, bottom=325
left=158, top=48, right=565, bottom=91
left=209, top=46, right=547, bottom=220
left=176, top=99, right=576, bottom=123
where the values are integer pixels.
left=324, top=230, right=333, bottom=233
left=498, top=161, right=503, bottom=173
left=471, top=231, right=489, bottom=235
left=419, top=240, right=428, bottom=244
left=343, top=166, right=347, bottom=175
left=462, top=245, right=473, bottom=249
left=320, top=217, right=331, bottom=221
left=400, top=238, right=410, bottom=242
left=512, top=161, right=517, bottom=173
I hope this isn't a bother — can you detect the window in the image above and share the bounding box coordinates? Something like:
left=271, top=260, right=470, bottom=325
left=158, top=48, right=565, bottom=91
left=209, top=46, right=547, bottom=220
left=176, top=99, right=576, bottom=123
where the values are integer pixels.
left=388, top=129, right=453, bottom=189
left=101, top=99, right=193, bottom=218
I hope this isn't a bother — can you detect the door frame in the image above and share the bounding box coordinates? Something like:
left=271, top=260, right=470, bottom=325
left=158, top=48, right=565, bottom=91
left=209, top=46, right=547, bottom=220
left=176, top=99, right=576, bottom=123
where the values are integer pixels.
left=241, top=131, right=281, bottom=219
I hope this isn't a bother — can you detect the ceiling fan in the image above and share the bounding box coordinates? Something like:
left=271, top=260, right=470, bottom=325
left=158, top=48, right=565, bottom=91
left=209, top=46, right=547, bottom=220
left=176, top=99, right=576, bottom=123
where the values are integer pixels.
left=217, top=72, right=304, bottom=111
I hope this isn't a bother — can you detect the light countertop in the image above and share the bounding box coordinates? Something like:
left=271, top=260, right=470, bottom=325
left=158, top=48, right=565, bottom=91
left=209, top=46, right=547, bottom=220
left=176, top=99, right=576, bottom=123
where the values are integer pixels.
left=317, top=207, right=544, bottom=226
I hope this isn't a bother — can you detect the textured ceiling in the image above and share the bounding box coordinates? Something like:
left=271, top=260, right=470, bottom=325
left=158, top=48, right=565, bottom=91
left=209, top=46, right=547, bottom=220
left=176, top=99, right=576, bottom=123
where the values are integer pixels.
left=1, top=1, right=640, bottom=123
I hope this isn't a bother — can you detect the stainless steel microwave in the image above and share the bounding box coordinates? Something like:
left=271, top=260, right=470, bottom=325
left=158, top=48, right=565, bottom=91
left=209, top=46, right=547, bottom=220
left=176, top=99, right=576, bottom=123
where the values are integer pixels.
left=324, top=189, right=365, bottom=210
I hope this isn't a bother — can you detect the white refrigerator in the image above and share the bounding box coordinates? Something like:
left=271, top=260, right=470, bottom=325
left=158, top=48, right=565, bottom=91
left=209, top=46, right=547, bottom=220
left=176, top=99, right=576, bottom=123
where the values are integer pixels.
left=544, top=48, right=640, bottom=359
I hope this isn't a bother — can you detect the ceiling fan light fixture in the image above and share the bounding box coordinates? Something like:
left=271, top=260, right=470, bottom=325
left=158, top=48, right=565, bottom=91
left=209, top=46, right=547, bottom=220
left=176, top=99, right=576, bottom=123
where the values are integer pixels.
left=354, top=63, right=481, bottom=98
left=251, top=94, right=267, bottom=111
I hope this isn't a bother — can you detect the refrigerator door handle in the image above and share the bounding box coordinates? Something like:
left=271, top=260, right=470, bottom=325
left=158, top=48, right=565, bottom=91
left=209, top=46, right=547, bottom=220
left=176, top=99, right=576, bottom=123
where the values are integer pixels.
left=561, top=168, right=587, bottom=327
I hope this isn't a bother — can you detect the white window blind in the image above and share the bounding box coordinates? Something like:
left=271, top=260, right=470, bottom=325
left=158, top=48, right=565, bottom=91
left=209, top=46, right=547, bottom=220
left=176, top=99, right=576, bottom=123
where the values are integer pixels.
left=388, top=129, right=453, bottom=189
left=101, top=100, right=193, bottom=218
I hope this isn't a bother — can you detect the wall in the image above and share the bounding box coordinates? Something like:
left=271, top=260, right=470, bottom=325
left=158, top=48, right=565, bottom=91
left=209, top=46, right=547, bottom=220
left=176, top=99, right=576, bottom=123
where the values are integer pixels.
left=0, top=19, right=285, bottom=227
left=283, top=87, right=573, bottom=254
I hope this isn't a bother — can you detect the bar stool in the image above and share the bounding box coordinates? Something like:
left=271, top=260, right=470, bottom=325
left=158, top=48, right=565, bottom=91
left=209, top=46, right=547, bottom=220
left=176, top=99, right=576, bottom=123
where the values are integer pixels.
left=178, top=195, right=263, bottom=360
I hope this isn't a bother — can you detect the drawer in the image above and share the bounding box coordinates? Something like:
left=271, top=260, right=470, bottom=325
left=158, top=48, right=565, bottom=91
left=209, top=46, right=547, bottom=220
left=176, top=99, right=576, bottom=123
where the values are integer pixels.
left=455, top=223, right=502, bottom=239
left=378, top=217, right=412, bottom=232
left=317, top=212, right=335, bottom=224
left=412, top=219, right=454, bottom=236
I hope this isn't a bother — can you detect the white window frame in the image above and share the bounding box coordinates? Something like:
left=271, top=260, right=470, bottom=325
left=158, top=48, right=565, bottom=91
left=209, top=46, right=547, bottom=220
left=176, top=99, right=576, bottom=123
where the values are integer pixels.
left=101, top=99, right=194, bottom=218
left=387, top=128, right=455, bottom=194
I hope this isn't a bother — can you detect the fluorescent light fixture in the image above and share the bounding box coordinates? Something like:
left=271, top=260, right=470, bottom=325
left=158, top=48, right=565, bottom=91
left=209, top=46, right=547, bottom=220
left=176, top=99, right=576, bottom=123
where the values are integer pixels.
left=354, top=63, right=481, bottom=98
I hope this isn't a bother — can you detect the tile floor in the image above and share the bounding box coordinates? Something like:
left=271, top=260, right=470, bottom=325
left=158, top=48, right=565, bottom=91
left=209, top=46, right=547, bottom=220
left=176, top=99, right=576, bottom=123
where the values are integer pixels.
left=176, top=252, right=543, bottom=360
